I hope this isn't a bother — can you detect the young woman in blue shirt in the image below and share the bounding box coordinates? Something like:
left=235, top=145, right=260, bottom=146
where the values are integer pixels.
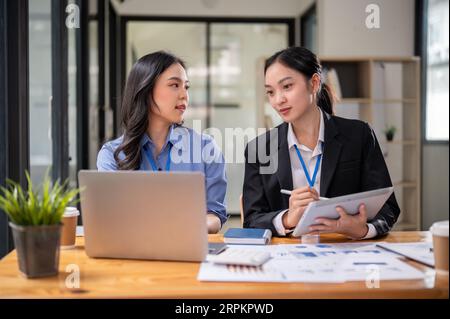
left=97, top=51, right=227, bottom=233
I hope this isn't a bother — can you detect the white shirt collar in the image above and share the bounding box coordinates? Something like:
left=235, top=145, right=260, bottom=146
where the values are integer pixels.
left=287, top=108, right=325, bottom=152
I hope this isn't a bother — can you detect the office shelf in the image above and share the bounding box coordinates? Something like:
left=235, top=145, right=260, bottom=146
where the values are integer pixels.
left=321, top=57, right=421, bottom=231
left=386, top=140, right=417, bottom=145
left=337, top=98, right=372, bottom=104
left=394, top=181, right=417, bottom=189
left=373, top=98, right=418, bottom=104
left=393, top=222, right=420, bottom=231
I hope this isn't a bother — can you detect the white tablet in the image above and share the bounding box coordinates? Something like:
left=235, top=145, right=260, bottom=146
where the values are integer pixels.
left=292, top=187, right=394, bottom=237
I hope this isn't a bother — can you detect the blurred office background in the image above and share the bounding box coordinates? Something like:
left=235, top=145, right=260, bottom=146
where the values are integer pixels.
left=1, top=0, right=448, bottom=258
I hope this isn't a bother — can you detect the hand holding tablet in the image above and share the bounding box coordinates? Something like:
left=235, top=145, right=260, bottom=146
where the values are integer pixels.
left=290, top=187, right=394, bottom=237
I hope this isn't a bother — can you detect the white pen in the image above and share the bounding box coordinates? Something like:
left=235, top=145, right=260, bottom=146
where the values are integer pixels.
left=280, top=189, right=329, bottom=200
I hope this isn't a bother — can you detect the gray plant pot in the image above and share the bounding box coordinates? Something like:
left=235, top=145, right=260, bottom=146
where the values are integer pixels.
left=386, top=132, right=395, bottom=141
left=9, top=222, right=62, bottom=278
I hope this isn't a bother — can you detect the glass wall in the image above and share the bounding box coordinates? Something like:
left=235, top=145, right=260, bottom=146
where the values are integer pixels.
left=89, top=19, right=99, bottom=169
left=127, top=22, right=208, bottom=128
left=209, top=23, right=288, bottom=214
left=29, top=0, right=52, bottom=185
left=426, top=0, right=449, bottom=141
left=68, top=0, right=78, bottom=187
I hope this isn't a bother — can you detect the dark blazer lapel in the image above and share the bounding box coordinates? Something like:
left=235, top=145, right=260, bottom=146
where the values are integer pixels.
left=275, top=123, right=293, bottom=206
left=320, top=113, right=342, bottom=196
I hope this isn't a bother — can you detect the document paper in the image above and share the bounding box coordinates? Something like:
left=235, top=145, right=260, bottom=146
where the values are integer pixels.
left=197, top=243, right=427, bottom=283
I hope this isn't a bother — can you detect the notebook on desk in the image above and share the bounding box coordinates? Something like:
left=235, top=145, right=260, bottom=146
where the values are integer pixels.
left=223, top=228, right=272, bottom=245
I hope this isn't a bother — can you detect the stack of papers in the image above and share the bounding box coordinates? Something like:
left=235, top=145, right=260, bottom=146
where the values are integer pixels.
left=197, top=243, right=427, bottom=283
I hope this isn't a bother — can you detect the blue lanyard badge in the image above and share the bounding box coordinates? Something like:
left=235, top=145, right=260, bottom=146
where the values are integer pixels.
left=294, top=144, right=322, bottom=188
left=144, top=143, right=172, bottom=172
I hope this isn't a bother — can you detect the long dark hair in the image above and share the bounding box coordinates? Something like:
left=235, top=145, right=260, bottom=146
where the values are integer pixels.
left=264, top=46, right=335, bottom=115
left=114, top=51, right=186, bottom=170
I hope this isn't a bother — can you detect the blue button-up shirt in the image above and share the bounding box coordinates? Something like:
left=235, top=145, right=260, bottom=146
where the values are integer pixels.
left=97, top=124, right=228, bottom=225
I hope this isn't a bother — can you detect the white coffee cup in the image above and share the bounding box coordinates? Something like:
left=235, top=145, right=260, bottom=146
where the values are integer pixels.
left=430, top=220, right=449, bottom=272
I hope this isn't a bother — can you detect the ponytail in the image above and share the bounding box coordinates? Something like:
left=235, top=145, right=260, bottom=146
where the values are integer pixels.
left=317, top=82, right=335, bottom=115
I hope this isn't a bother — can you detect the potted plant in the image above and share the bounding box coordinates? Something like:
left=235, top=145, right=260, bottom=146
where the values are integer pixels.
left=0, top=172, right=81, bottom=278
left=384, top=125, right=397, bottom=142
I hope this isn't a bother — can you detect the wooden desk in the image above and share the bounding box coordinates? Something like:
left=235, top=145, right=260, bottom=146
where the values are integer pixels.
left=0, top=231, right=448, bottom=298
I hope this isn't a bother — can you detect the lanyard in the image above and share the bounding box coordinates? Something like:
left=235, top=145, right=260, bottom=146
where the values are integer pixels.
left=293, top=144, right=322, bottom=188
left=144, top=143, right=172, bottom=171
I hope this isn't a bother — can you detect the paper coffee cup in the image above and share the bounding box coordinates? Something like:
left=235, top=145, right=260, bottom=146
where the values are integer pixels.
left=430, top=220, right=449, bottom=272
left=61, top=207, right=80, bottom=249
left=301, top=234, right=320, bottom=244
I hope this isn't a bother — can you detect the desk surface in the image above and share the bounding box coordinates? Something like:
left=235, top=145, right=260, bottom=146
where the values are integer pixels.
left=0, top=231, right=448, bottom=299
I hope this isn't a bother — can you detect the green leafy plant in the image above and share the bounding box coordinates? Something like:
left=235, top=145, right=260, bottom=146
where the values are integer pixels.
left=384, top=125, right=397, bottom=141
left=0, top=172, right=82, bottom=226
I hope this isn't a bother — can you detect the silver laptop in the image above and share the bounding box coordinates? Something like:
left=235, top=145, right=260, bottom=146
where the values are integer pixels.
left=78, top=170, right=208, bottom=262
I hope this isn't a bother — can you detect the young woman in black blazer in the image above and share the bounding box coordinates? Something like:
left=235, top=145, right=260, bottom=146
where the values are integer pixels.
left=243, top=47, right=400, bottom=239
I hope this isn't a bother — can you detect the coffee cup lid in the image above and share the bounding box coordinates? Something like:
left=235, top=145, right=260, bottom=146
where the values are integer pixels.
left=63, top=207, right=80, bottom=217
left=430, top=220, right=449, bottom=237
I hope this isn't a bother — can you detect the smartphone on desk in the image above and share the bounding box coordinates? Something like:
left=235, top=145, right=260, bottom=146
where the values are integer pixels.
left=208, top=243, right=228, bottom=255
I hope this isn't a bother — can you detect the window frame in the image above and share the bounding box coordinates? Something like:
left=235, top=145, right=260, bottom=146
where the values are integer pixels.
left=0, top=0, right=73, bottom=258
left=418, top=0, right=449, bottom=145
left=0, top=0, right=30, bottom=258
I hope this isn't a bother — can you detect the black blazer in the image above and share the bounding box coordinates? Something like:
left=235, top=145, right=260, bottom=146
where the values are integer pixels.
left=243, top=112, right=400, bottom=237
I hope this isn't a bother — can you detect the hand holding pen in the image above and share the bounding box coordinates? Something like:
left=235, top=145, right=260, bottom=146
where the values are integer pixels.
left=279, top=187, right=326, bottom=229
left=280, top=189, right=329, bottom=201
